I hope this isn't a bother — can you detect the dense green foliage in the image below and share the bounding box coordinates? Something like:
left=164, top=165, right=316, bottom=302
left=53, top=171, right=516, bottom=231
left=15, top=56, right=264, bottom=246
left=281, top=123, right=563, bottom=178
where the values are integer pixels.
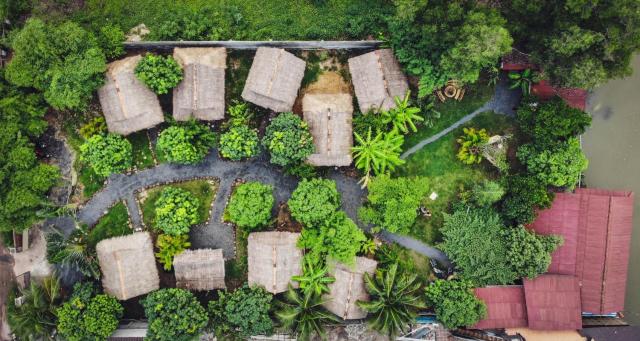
left=78, top=117, right=107, bottom=139
left=155, top=233, right=190, bottom=271
left=7, top=277, right=60, bottom=341
left=143, top=289, right=209, bottom=341
left=504, top=226, right=563, bottom=279
left=218, top=125, right=260, bottom=161
left=275, top=286, right=340, bottom=341
left=359, top=175, right=429, bottom=234
left=227, top=181, right=274, bottom=230
left=288, top=178, right=341, bottom=227
left=469, top=180, right=505, bottom=207
left=456, top=127, right=489, bottom=165
left=517, top=97, right=592, bottom=145
left=57, top=286, right=123, bottom=341
left=156, top=121, right=216, bottom=164
left=222, top=101, right=255, bottom=130
left=500, top=175, right=554, bottom=225
left=154, top=187, right=200, bottom=235
left=46, top=226, right=100, bottom=279
left=352, top=129, right=405, bottom=186
left=88, top=202, right=132, bottom=247
left=381, top=92, right=423, bottom=134
left=134, top=54, right=183, bottom=94
left=262, top=113, right=314, bottom=167
left=98, top=24, right=126, bottom=59
left=148, top=5, right=246, bottom=40
left=425, top=279, right=486, bottom=329
left=80, top=133, right=133, bottom=177
left=208, top=284, right=273, bottom=338
left=517, top=138, right=588, bottom=189
left=291, top=258, right=335, bottom=296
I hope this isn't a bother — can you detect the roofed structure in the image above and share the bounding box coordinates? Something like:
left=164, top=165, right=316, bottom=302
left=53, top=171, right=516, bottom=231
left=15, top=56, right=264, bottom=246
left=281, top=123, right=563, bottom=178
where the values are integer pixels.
left=500, top=49, right=536, bottom=71
left=532, top=80, right=588, bottom=111
left=473, top=286, right=528, bottom=329
left=96, top=232, right=159, bottom=300
left=242, top=47, right=305, bottom=112
left=302, top=93, right=353, bottom=167
left=348, top=49, right=409, bottom=112
left=98, top=55, right=164, bottom=135
left=173, top=248, right=226, bottom=291
left=172, top=47, right=226, bottom=121
left=523, top=274, right=582, bottom=330
left=247, top=232, right=302, bottom=294
left=322, top=257, right=377, bottom=320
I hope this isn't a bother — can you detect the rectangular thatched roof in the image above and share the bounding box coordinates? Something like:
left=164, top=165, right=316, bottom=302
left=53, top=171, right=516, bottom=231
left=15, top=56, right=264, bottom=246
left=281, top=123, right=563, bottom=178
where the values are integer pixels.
left=248, top=231, right=302, bottom=294
left=242, top=47, right=305, bottom=112
left=173, top=248, right=226, bottom=291
left=173, top=47, right=226, bottom=121
left=98, top=55, right=164, bottom=135
left=96, top=232, right=159, bottom=301
left=302, top=93, right=353, bottom=167
left=323, top=257, right=377, bottom=320
left=348, top=49, right=408, bottom=113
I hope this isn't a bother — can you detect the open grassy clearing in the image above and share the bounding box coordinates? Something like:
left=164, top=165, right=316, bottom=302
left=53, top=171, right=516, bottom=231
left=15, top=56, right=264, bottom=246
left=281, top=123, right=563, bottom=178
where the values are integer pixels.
left=88, top=202, right=132, bottom=248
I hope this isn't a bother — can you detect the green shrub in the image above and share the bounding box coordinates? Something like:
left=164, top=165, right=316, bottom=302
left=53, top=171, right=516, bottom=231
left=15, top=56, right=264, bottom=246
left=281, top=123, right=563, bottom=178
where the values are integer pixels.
left=156, top=121, right=215, bottom=164
left=150, top=5, right=244, bottom=41
left=456, top=127, right=489, bottom=165
left=425, top=279, right=486, bottom=329
left=222, top=101, right=255, bottom=130
left=503, top=226, right=563, bottom=279
left=517, top=96, right=592, bottom=144
left=98, top=24, right=126, bottom=59
left=284, top=162, right=318, bottom=179
left=500, top=175, right=554, bottom=225
left=142, top=288, right=209, bottom=341
left=78, top=117, right=107, bottom=139
left=80, top=134, right=132, bottom=177
left=262, top=112, right=314, bottom=167
left=517, top=138, right=588, bottom=189
left=470, top=180, right=504, bottom=207
left=288, top=178, right=341, bottom=227
left=135, top=54, right=183, bottom=94
left=155, top=234, right=190, bottom=271
left=353, top=111, right=388, bottom=137
left=227, top=181, right=274, bottom=230
left=208, top=284, right=273, bottom=338
left=155, top=187, right=200, bottom=235
left=218, top=125, right=260, bottom=161
left=57, top=291, right=123, bottom=341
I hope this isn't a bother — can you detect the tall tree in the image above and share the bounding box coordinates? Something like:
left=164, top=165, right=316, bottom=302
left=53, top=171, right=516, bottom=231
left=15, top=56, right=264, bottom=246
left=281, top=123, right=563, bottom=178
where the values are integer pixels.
left=7, top=276, right=61, bottom=341
left=425, top=279, right=487, bottom=329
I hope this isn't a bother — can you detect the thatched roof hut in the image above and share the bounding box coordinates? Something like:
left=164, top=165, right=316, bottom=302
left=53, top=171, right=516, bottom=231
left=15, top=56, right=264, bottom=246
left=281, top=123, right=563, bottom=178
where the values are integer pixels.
left=348, top=49, right=409, bottom=112
left=242, top=47, right=306, bottom=112
left=96, top=232, right=159, bottom=300
left=323, top=257, right=377, bottom=320
left=173, top=248, right=226, bottom=291
left=173, top=48, right=227, bottom=121
left=302, top=93, right=353, bottom=167
left=98, top=55, right=164, bottom=135
left=247, top=231, right=302, bottom=294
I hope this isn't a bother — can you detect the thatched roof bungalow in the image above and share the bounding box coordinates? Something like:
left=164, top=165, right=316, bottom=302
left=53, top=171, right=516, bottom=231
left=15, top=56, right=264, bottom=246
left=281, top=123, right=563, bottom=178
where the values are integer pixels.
left=98, top=55, right=164, bottom=135
left=323, top=257, right=377, bottom=320
left=173, top=248, right=226, bottom=291
left=247, top=231, right=302, bottom=294
left=173, top=48, right=226, bottom=121
left=242, top=47, right=306, bottom=112
left=96, top=232, right=159, bottom=300
left=348, top=49, right=409, bottom=113
left=302, top=93, right=353, bottom=167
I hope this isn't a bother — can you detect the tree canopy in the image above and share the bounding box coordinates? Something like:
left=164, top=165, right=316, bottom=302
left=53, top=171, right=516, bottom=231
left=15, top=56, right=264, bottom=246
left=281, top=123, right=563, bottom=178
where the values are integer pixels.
left=262, top=112, right=314, bottom=167
left=208, top=284, right=274, bottom=338
left=227, top=181, right=274, bottom=230
left=425, top=279, right=487, bottom=329
left=156, top=120, right=216, bottom=165
left=503, top=226, right=563, bottom=279
left=57, top=288, right=123, bottom=341
left=80, top=133, right=132, bottom=177
left=288, top=178, right=341, bottom=227
left=517, top=138, right=588, bottom=189
left=154, top=187, right=200, bottom=235
left=142, top=288, right=209, bottom=341
left=516, top=96, right=592, bottom=145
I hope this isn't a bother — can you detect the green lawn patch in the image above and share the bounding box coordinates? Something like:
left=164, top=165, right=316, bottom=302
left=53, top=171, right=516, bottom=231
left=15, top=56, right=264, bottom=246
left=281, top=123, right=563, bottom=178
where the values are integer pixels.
left=88, top=202, right=132, bottom=248
left=128, top=131, right=155, bottom=170
left=226, top=229, right=248, bottom=290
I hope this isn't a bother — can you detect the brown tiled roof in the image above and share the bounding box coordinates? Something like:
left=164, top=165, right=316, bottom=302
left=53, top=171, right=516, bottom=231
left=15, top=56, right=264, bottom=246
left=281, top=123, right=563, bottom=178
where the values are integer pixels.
left=523, top=274, right=582, bottom=330
left=473, top=286, right=528, bottom=329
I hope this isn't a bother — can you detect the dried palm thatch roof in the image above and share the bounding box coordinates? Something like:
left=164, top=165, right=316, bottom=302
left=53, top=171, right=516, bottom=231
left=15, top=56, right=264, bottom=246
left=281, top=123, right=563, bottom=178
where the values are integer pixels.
left=248, top=231, right=302, bottom=294
left=348, top=49, right=408, bottom=113
left=98, top=55, right=164, bottom=135
left=323, top=257, right=377, bottom=320
left=242, top=47, right=306, bottom=112
left=173, top=48, right=227, bottom=121
left=173, top=248, right=226, bottom=291
left=302, top=93, right=353, bottom=167
left=96, top=232, right=159, bottom=300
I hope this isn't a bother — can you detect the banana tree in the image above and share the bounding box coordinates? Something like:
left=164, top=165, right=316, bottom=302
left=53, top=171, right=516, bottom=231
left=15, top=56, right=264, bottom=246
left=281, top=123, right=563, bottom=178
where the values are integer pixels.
left=508, top=69, right=534, bottom=95
left=352, top=129, right=405, bottom=188
left=291, top=257, right=335, bottom=296
left=382, top=91, right=423, bottom=134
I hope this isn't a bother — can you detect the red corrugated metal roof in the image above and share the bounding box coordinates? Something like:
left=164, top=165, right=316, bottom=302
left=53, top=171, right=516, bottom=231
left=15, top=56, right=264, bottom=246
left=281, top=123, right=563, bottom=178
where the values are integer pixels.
left=523, top=274, right=583, bottom=330
left=500, top=50, right=536, bottom=71
left=531, top=80, right=588, bottom=110
left=473, top=286, right=528, bottom=329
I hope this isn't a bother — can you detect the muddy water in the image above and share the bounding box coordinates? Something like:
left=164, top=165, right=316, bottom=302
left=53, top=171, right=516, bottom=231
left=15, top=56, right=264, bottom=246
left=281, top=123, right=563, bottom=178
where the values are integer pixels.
left=583, top=54, right=640, bottom=324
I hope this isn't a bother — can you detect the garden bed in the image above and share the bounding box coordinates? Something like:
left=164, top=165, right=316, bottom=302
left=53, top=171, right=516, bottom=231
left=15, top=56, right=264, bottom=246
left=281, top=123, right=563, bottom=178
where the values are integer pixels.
left=87, top=201, right=133, bottom=248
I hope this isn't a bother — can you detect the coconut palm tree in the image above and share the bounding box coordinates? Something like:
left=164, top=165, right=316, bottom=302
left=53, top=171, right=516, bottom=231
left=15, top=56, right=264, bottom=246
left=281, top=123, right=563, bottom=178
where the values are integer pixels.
left=382, top=91, right=423, bottom=134
left=7, top=276, right=61, bottom=341
left=352, top=129, right=405, bottom=187
left=45, top=226, right=100, bottom=279
left=291, top=258, right=335, bottom=296
left=357, top=263, right=426, bottom=338
left=275, top=285, right=340, bottom=341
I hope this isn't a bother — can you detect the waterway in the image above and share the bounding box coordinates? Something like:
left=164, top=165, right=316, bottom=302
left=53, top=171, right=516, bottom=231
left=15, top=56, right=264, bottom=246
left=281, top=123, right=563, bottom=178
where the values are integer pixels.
left=583, top=54, right=640, bottom=325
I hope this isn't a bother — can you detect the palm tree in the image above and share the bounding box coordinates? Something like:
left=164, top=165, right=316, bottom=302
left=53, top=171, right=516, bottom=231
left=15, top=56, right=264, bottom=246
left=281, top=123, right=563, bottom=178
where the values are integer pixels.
left=357, top=263, right=426, bottom=338
left=291, top=258, right=335, bottom=296
left=45, top=226, right=100, bottom=279
left=352, top=129, right=405, bottom=187
left=382, top=91, right=423, bottom=134
left=275, top=285, right=340, bottom=341
left=7, top=276, right=61, bottom=341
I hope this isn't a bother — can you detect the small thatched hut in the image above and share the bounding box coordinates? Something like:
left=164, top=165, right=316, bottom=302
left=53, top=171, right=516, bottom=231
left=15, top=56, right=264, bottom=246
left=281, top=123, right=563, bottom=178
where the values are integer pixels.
left=173, top=248, right=226, bottom=291
left=96, top=232, right=159, bottom=300
left=302, top=93, right=353, bottom=167
left=242, top=47, right=306, bottom=112
left=98, top=55, right=164, bottom=135
left=323, top=257, right=377, bottom=320
left=348, top=49, right=409, bottom=113
left=173, top=47, right=227, bottom=121
left=247, top=231, right=302, bottom=294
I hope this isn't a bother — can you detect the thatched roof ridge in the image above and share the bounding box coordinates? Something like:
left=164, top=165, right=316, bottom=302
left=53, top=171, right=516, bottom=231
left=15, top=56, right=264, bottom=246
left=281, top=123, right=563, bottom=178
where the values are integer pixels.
left=96, top=232, right=159, bottom=300
left=242, top=47, right=306, bottom=112
left=173, top=48, right=227, bottom=121
left=302, top=93, right=353, bottom=167
left=173, top=248, right=226, bottom=291
left=98, top=55, right=164, bottom=135
left=247, top=231, right=302, bottom=294
left=323, top=257, right=377, bottom=320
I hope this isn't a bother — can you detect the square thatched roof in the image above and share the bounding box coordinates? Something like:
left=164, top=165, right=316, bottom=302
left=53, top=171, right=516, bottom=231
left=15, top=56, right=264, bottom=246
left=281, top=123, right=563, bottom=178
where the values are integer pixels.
left=173, top=47, right=227, bottom=121
left=173, top=248, right=226, bottom=291
left=323, top=257, right=377, bottom=320
left=96, top=232, right=159, bottom=301
left=242, top=47, right=306, bottom=112
left=247, top=231, right=302, bottom=294
left=98, top=55, right=165, bottom=135
left=348, top=49, right=408, bottom=113
left=302, top=93, right=353, bottom=167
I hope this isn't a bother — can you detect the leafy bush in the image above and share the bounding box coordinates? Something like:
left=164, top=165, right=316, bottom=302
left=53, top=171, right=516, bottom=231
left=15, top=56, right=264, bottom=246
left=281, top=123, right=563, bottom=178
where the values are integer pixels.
left=500, top=175, right=554, bottom=225
left=222, top=101, right=255, bottom=130
left=155, top=234, right=190, bottom=271
left=284, top=162, right=318, bottom=179
left=353, top=111, right=388, bottom=137
left=456, top=127, right=489, bottom=165
left=208, top=284, right=273, bottom=338
left=156, top=121, right=216, bottom=164
left=425, top=279, right=486, bottom=329
left=57, top=293, right=123, bottom=341
left=503, top=226, right=563, bottom=279
left=8, top=277, right=60, bottom=341
left=142, top=288, right=209, bottom=341
left=517, top=96, right=592, bottom=144
left=381, top=92, right=423, bottom=134
left=98, top=24, right=126, bottom=59
left=288, top=178, right=341, bottom=227
left=155, top=187, right=200, bottom=235
left=262, top=112, right=314, bottom=167
left=470, top=180, right=504, bottom=207
left=78, top=117, right=107, bottom=139
left=135, top=54, right=183, bottom=94
left=218, top=125, right=260, bottom=161
left=517, top=138, right=588, bottom=189
left=80, top=133, right=132, bottom=177
left=352, top=129, right=405, bottom=186
left=227, top=181, right=274, bottom=230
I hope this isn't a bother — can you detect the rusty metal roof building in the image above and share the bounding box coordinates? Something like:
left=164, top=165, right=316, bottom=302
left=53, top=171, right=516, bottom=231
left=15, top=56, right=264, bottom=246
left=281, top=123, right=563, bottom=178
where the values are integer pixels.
left=473, top=286, right=528, bottom=329
left=523, top=274, right=582, bottom=330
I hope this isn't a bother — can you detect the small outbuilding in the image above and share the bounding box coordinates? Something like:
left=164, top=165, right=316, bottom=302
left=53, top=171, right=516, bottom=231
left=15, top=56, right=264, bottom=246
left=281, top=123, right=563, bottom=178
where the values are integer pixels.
left=348, top=49, right=409, bottom=113
left=173, top=248, right=226, bottom=291
left=247, top=231, right=302, bottom=294
left=302, top=93, right=353, bottom=167
left=96, top=232, right=159, bottom=301
left=523, top=274, right=582, bottom=330
left=242, top=47, right=306, bottom=112
left=173, top=47, right=227, bottom=121
left=98, top=55, right=164, bottom=135
left=322, top=257, right=377, bottom=320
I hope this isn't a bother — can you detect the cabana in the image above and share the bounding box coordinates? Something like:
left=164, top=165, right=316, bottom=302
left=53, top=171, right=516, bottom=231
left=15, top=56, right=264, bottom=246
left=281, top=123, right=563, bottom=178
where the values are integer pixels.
left=322, top=257, right=377, bottom=320
left=241, top=47, right=306, bottom=112
left=96, top=232, right=159, bottom=300
left=172, top=47, right=227, bottom=121
left=302, top=93, right=353, bottom=167
left=98, top=55, right=164, bottom=135
left=173, top=249, right=226, bottom=291
left=247, top=231, right=302, bottom=294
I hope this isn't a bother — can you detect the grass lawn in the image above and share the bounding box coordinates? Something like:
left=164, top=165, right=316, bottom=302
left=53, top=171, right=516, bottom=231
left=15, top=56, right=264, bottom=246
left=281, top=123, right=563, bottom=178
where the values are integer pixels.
left=139, top=179, right=219, bottom=230
left=88, top=202, right=132, bottom=248
left=226, top=229, right=248, bottom=289
left=128, top=131, right=155, bottom=170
